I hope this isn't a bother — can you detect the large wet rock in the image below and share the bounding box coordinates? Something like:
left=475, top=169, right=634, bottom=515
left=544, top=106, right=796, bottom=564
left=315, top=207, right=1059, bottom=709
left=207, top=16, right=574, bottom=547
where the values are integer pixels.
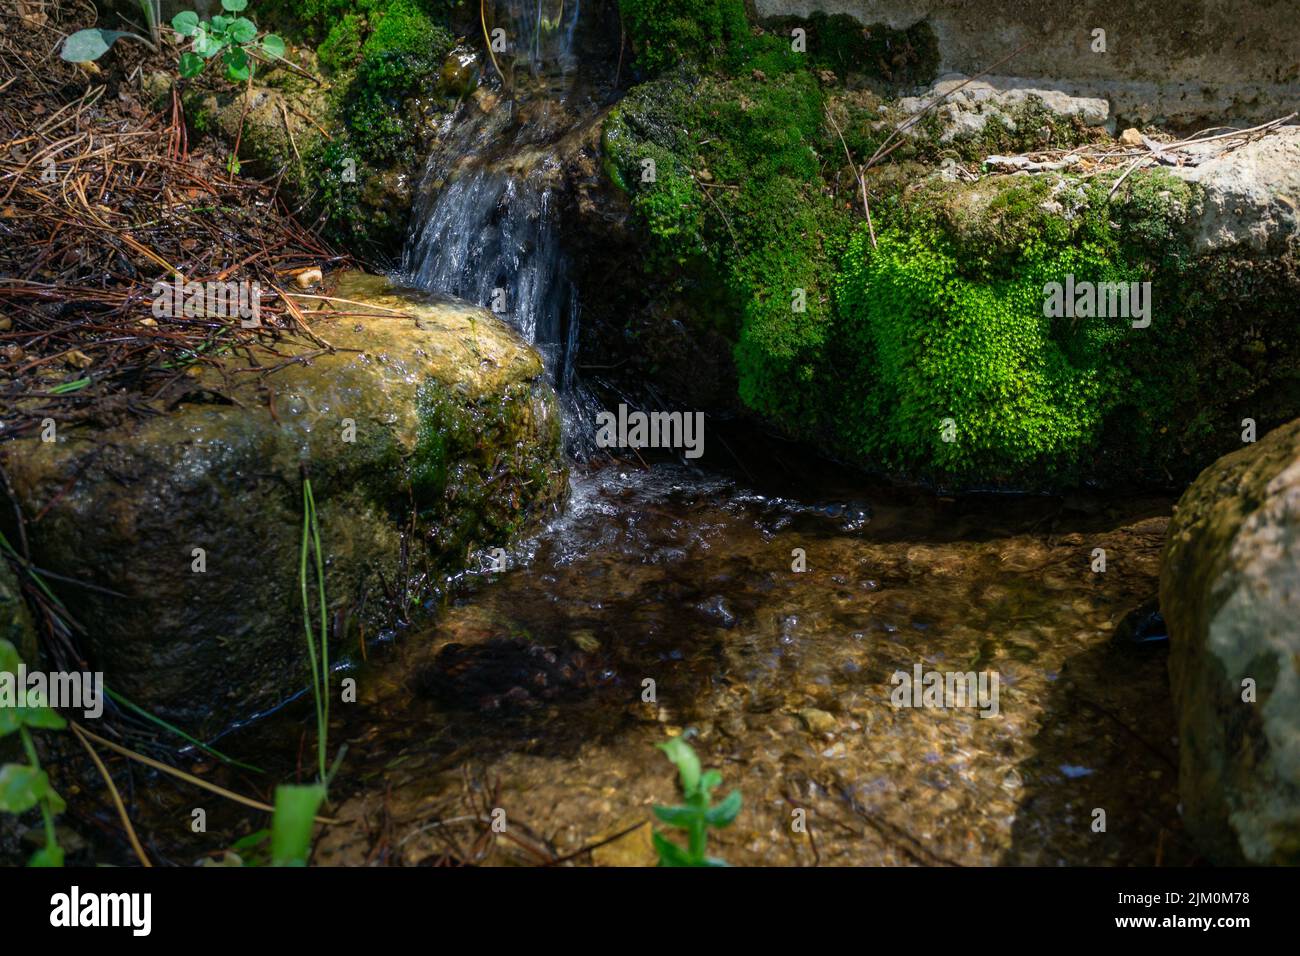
left=1160, top=418, right=1300, bottom=864
left=0, top=273, right=566, bottom=736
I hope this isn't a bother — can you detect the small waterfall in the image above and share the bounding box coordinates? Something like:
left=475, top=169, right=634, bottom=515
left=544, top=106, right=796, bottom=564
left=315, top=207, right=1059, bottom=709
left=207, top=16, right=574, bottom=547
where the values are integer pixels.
left=405, top=159, right=571, bottom=367
left=401, top=0, right=600, bottom=455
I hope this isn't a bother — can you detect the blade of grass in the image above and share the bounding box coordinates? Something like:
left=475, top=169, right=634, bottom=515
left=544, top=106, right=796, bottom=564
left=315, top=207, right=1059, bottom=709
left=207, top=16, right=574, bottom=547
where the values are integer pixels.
left=300, top=476, right=327, bottom=783
left=305, top=477, right=328, bottom=782
left=105, top=687, right=264, bottom=773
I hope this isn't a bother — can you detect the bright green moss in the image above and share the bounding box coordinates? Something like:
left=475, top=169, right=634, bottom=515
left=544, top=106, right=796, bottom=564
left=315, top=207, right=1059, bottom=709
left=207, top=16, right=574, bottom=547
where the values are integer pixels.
left=343, top=0, right=453, bottom=164
left=605, top=68, right=851, bottom=422
left=732, top=179, right=849, bottom=429
left=318, top=13, right=365, bottom=74
left=259, top=0, right=464, bottom=43
left=617, top=0, right=751, bottom=75
left=617, top=1, right=939, bottom=87
left=821, top=171, right=1300, bottom=487
left=832, top=188, right=1138, bottom=483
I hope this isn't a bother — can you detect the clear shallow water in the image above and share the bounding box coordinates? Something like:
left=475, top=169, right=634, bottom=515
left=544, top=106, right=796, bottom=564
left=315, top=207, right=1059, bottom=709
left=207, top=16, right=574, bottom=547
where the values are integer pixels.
left=146, top=462, right=1189, bottom=867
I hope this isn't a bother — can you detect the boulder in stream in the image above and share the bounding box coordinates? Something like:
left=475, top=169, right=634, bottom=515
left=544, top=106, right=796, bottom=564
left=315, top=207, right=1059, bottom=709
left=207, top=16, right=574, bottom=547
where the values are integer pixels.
left=0, top=274, right=567, bottom=736
left=1161, top=417, right=1300, bottom=864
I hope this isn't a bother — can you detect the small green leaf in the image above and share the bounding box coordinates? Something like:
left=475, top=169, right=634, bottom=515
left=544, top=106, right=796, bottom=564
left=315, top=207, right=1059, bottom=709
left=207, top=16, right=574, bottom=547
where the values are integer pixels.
left=60, top=29, right=130, bottom=63
left=657, top=737, right=700, bottom=796
left=193, top=27, right=223, bottom=58
left=223, top=46, right=250, bottom=81
left=270, top=783, right=325, bottom=866
left=171, top=11, right=199, bottom=37
left=0, top=763, right=49, bottom=814
left=209, top=15, right=229, bottom=35
left=231, top=828, right=270, bottom=852
left=178, top=51, right=205, bottom=77
left=222, top=0, right=249, bottom=10
left=28, top=844, right=64, bottom=867
left=652, top=803, right=702, bottom=828
left=652, top=831, right=694, bottom=867
left=227, top=17, right=257, bottom=44
left=699, top=769, right=722, bottom=794
left=261, top=34, right=286, bottom=59
left=0, top=639, right=20, bottom=674
left=704, top=789, right=742, bottom=828
left=0, top=702, right=66, bottom=737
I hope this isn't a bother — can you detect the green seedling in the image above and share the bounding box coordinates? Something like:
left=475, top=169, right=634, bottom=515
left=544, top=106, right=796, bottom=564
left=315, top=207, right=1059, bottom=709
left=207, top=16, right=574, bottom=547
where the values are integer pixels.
left=652, top=735, right=741, bottom=866
left=172, top=0, right=285, bottom=84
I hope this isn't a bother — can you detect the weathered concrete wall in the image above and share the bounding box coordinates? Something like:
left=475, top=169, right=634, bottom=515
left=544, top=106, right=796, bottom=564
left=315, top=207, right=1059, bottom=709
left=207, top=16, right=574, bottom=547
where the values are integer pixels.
left=755, top=0, right=1300, bottom=126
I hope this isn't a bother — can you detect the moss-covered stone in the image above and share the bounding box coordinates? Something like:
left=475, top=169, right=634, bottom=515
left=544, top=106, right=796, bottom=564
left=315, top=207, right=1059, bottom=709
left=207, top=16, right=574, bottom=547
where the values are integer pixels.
left=180, top=0, right=460, bottom=260
left=184, top=83, right=326, bottom=190
left=826, top=169, right=1300, bottom=487
left=602, top=68, right=1300, bottom=489
left=0, top=274, right=566, bottom=735
left=603, top=67, right=853, bottom=427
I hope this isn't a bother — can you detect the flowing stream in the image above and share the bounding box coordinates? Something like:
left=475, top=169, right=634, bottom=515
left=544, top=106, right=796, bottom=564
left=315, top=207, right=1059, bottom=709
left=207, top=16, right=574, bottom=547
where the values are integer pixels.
left=148, top=463, right=1188, bottom=866
left=401, top=0, right=601, bottom=451
left=119, top=3, right=1194, bottom=866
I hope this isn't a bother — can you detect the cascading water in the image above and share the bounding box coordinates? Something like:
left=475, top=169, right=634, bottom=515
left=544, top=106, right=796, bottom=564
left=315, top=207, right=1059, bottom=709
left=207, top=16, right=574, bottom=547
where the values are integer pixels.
left=401, top=0, right=602, bottom=454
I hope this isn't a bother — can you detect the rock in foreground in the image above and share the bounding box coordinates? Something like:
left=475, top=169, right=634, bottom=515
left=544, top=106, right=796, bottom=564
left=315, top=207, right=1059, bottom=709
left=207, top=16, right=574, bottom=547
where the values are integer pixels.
left=0, top=273, right=566, bottom=736
left=1161, top=418, right=1300, bottom=864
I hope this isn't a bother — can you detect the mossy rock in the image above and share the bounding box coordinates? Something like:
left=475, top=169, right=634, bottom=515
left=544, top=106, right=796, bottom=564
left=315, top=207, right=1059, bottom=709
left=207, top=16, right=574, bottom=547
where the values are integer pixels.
left=184, top=84, right=326, bottom=189
left=824, top=166, right=1300, bottom=487
left=0, top=274, right=566, bottom=735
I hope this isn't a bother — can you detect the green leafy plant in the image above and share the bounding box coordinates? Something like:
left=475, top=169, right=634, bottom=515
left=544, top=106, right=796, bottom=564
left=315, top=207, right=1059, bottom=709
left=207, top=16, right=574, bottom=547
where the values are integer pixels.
left=172, top=0, right=286, bottom=84
left=0, top=639, right=67, bottom=867
left=652, top=736, right=741, bottom=866
left=61, top=1, right=161, bottom=63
